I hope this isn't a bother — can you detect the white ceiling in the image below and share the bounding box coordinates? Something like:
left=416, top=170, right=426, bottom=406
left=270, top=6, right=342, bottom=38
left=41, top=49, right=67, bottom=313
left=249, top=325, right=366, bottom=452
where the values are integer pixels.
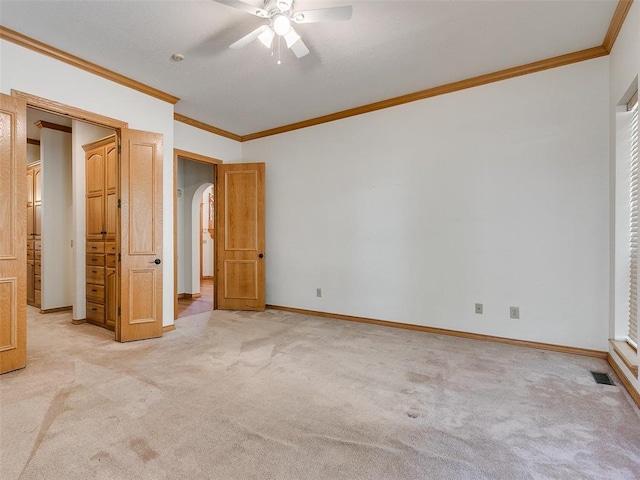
left=1, top=0, right=618, bottom=136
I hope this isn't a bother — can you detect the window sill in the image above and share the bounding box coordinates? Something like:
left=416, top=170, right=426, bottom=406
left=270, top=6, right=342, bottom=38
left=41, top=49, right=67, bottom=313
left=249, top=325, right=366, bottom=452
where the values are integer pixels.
left=610, top=339, right=639, bottom=378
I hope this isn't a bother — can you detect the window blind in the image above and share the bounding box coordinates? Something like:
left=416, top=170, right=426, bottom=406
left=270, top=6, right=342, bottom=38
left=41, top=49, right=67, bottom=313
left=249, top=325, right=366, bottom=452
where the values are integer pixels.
left=628, top=95, right=639, bottom=348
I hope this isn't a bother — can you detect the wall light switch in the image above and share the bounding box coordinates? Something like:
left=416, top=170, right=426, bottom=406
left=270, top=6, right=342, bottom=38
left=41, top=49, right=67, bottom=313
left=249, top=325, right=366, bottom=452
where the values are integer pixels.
left=510, top=306, right=520, bottom=319
left=316, top=288, right=322, bottom=298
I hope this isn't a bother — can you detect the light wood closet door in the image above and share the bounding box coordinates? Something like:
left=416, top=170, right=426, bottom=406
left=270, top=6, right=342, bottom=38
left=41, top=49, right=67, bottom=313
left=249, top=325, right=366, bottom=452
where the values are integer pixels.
left=117, top=129, right=163, bottom=342
left=0, top=93, right=27, bottom=374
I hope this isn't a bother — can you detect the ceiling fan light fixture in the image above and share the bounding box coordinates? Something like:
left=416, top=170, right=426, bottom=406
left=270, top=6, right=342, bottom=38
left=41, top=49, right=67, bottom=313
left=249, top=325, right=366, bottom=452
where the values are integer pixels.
left=273, top=14, right=291, bottom=36
left=258, top=26, right=275, bottom=48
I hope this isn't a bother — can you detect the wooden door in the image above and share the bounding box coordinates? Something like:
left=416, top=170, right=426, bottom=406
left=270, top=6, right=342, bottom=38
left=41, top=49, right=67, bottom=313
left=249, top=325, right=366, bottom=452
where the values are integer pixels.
left=216, top=163, right=265, bottom=311
left=117, top=129, right=163, bottom=342
left=0, top=93, right=27, bottom=374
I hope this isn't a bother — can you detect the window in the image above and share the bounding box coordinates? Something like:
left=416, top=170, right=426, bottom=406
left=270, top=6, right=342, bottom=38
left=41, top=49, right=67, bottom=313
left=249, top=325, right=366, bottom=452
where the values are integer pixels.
left=628, top=90, right=639, bottom=349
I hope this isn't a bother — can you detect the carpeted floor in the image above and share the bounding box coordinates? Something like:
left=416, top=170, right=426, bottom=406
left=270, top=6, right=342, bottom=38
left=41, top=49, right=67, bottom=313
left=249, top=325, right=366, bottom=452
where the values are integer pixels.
left=1, top=306, right=639, bottom=480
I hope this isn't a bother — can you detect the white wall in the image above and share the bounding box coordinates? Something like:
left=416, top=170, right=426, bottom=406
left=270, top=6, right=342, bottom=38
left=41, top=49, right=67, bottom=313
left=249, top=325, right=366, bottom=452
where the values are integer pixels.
left=174, top=121, right=242, bottom=163
left=1, top=39, right=175, bottom=325
left=27, top=144, right=40, bottom=164
left=40, top=128, right=73, bottom=310
left=242, top=57, right=610, bottom=351
left=71, top=121, right=115, bottom=321
left=609, top=1, right=640, bottom=395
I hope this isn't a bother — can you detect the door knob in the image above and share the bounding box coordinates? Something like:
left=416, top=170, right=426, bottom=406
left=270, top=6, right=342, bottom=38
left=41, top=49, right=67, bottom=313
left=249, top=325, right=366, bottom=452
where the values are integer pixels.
left=258, top=253, right=264, bottom=258
left=149, top=258, right=161, bottom=265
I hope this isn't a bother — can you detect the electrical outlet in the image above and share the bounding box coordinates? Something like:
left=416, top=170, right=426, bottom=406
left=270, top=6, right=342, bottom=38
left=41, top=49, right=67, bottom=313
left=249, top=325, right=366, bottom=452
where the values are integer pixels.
left=316, top=288, right=322, bottom=298
left=475, top=303, right=483, bottom=314
left=510, top=306, right=520, bottom=319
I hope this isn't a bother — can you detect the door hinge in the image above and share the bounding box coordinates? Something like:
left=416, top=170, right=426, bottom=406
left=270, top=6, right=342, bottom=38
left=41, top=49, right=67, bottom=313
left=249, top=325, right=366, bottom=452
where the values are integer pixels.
left=117, top=306, right=121, bottom=317
left=117, top=199, right=121, bottom=208
left=118, top=253, right=121, bottom=262
left=117, top=144, right=121, bottom=154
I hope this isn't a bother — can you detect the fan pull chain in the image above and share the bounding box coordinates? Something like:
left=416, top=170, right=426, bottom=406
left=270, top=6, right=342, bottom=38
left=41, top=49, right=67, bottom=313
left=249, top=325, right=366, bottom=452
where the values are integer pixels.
left=277, top=36, right=282, bottom=65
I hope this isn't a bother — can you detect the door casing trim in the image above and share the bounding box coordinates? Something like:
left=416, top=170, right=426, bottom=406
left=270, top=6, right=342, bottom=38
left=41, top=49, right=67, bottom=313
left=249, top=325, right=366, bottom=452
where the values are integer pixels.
left=173, top=149, right=222, bottom=321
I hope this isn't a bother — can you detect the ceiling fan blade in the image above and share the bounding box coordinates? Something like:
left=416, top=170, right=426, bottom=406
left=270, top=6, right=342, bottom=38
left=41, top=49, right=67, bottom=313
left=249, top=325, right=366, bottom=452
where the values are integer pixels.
left=292, top=5, right=352, bottom=24
left=283, top=27, right=300, bottom=48
left=212, top=0, right=269, bottom=18
left=289, top=37, right=310, bottom=58
left=230, top=25, right=269, bottom=49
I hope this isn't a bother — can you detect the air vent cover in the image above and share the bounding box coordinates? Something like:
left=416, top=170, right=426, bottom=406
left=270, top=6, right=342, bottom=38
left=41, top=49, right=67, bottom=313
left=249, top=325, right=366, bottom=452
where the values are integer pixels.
left=591, top=371, right=615, bottom=385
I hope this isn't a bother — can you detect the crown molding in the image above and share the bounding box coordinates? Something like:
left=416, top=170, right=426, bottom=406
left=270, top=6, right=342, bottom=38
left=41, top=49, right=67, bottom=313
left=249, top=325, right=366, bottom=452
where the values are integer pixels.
left=173, top=113, right=242, bottom=142
left=0, top=26, right=180, bottom=105
left=35, top=120, right=71, bottom=133
left=602, top=0, right=634, bottom=53
left=242, top=46, right=608, bottom=141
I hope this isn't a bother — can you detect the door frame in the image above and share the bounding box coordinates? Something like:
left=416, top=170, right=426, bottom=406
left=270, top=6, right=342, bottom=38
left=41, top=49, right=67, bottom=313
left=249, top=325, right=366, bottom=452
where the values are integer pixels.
left=13, top=91, right=128, bottom=131
left=11, top=90, right=129, bottom=334
left=11, top=89, right=154, bottom=339
left=173, top=149, right=221, bottom=320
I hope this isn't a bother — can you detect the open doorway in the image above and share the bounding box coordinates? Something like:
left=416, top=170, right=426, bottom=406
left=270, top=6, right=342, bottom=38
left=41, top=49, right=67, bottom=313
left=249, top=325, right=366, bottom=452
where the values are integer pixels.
left=174, top=151, right=220, bottom=319
left=25, top=107, right=115, bottom=322
left=14, top=91, right=166, bottom=346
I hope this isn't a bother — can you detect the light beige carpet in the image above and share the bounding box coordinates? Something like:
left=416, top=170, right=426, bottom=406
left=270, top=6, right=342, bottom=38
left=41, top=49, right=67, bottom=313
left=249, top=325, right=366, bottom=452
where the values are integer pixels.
left=1, top=306, right=639, bottom=480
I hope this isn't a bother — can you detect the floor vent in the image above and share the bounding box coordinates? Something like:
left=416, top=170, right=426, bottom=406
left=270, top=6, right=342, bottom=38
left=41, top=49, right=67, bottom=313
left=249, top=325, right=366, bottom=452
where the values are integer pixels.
left=591, top=371, right=615, bottom=386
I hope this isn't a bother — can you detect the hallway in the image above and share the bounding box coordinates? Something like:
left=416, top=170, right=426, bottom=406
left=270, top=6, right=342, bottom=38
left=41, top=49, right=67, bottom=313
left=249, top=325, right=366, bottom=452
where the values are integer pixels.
left=176, top=278, right=213, bottom=318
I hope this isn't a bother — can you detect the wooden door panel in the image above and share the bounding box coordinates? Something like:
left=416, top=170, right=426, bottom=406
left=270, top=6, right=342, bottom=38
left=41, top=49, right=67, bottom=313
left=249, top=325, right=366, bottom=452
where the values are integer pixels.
left=27, top=168, right=34, bottom=239
left=216, top=163, right=265, bottom=311
left=33, top=167, right=41, bottom=238
left=223, top=260, right=258, bottom=299
left=128, top=143, right=156, bottom=254
left=33, top=167, right=42, bottom=204
left=0, top=93, right=27, bottom=374
left=128, top=269, right=156, bottom=320
left=26, top=262, right=34, bottom=304
left=86, top=195, right=104, bottom=238
left=86, top=152, right=104, bottom=194
left=106, top=144, right=117, bottom=191
left=224, top=170, right=258, bottom=251
left=26, top=169, right=33, bottom=207
left=26, top=205, right=34, bottom=237
left=118, top=129, right=163, bottom=342
left=0, top=279, right=18, bottom=350
left=106, top=192, right=117, bottom=237
left=105, top=267, right=117, bottom=329
left=34, top=204, right=41, bottom=238
left=105, top=144, right=118, bottom=240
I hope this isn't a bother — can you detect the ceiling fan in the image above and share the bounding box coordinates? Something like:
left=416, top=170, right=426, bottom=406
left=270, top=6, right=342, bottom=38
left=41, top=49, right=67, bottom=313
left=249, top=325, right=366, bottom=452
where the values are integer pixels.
left=213, top=0, right=353, bottom=59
